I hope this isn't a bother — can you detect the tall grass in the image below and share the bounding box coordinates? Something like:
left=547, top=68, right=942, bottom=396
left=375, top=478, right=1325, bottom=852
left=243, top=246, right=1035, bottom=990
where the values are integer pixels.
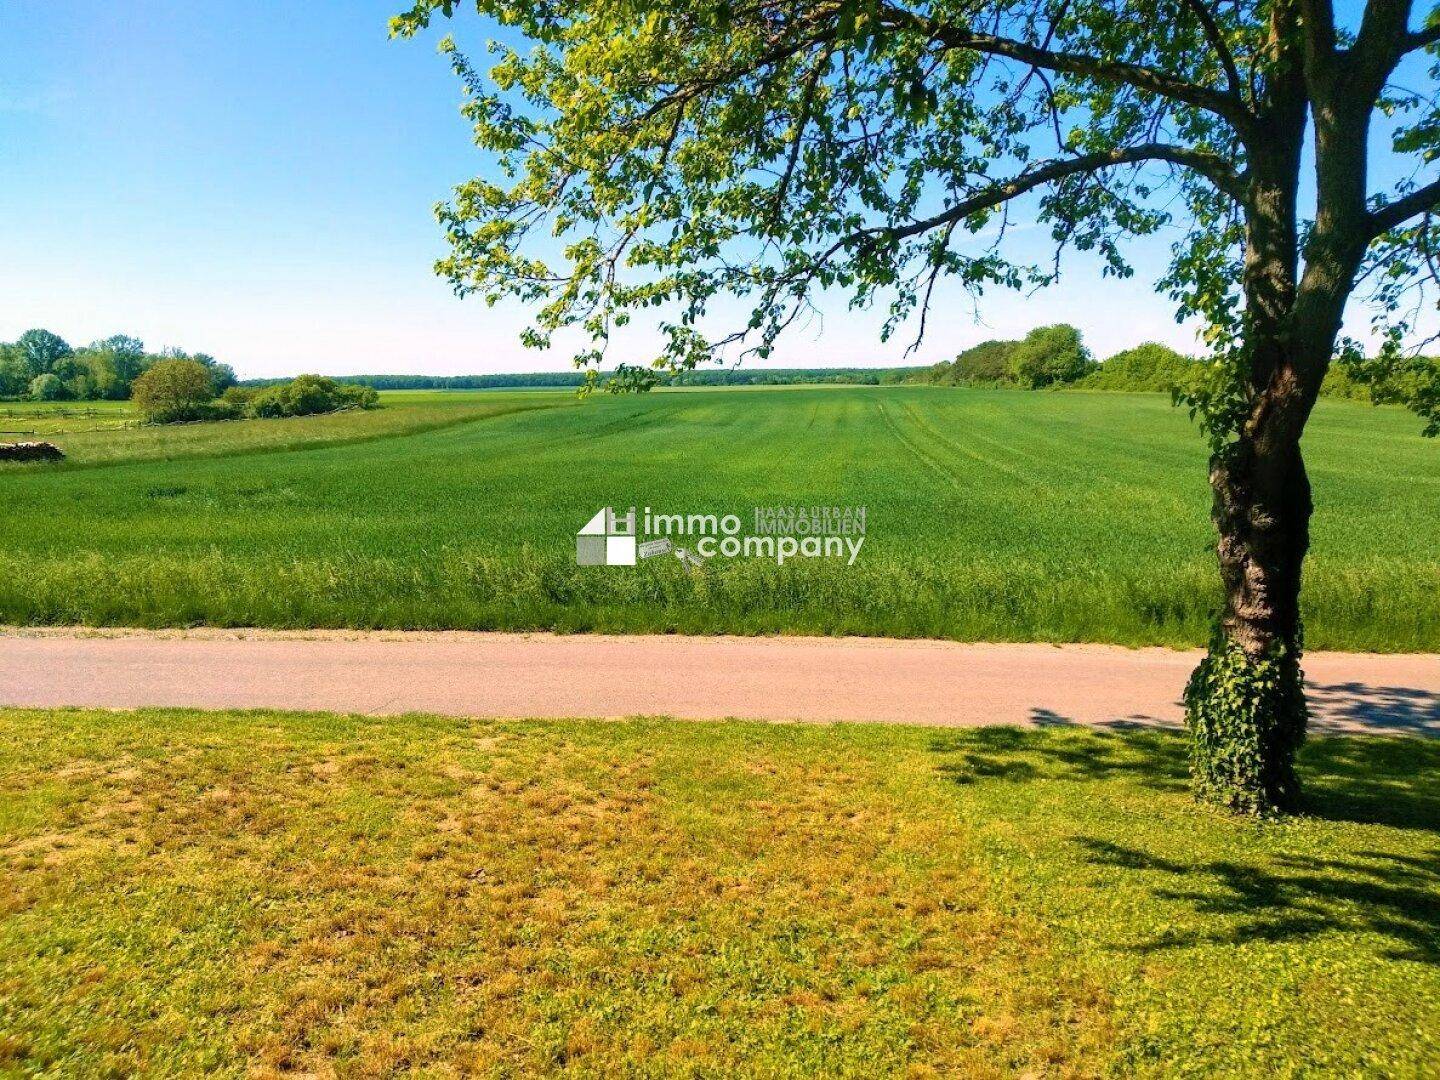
left=0, top=386, right=1435, bottom=648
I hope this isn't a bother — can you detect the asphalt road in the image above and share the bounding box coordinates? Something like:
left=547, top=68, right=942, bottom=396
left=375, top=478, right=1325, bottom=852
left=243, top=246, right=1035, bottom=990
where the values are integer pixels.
left=2, top=628, right=1436, bottom=735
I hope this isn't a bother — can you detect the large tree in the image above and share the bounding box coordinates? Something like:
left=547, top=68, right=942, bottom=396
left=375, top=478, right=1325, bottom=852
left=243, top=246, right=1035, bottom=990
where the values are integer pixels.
left=15, top=329, right=73, bottom=378
left=393, top=0, right=1440, bottom=812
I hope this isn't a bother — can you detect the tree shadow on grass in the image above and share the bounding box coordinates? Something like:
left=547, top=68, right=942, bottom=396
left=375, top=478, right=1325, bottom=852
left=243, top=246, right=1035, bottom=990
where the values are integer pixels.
left=932, top=710, right=1440, bottom=830
left=1028, top=707, right=1173, bottom=730
left=927, top=724, right=1191, bottom=794
left=1074, top=836, right=1440, bottom=965
left=1297, top=734, right=1440, bottom=830
left=930, top=726, right=1440, bottom=966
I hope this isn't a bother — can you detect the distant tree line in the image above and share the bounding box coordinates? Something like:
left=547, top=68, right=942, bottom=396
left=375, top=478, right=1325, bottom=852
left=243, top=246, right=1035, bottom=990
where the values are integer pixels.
left=14, top=323, right=1428, bottom=408
left=0, top=329, right=236, bottom=403
left=238, top=372, right=591, bottom=390
left=238, top=367, right=925, bottom=391
left=907, top=325, right=1438, bottom=405
left=667, top=367, right=921, bottom=386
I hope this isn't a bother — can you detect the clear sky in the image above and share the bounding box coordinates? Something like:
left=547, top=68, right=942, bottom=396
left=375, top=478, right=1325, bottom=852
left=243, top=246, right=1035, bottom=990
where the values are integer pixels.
left=0, top=0, right=1424, bottom=378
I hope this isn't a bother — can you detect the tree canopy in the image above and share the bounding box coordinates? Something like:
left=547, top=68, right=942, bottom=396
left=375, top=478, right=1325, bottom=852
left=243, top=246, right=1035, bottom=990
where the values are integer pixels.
left=16, top=329, right=72, bottom=374
left=130, top=359, right=219, bottom=423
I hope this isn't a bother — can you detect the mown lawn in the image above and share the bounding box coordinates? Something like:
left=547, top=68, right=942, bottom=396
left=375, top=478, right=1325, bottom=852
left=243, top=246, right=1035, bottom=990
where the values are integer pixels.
left=1, top=385, right=1437, bottom=649
left=1, top=708, right=1436, bottom=1076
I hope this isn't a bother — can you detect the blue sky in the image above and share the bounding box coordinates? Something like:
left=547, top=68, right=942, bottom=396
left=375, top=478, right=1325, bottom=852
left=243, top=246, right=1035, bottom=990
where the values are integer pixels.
left=0, top=1, right=1426, bottom=378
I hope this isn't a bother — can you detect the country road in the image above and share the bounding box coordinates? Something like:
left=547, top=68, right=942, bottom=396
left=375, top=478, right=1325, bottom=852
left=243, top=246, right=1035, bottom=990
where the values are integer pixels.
left=2, top=628, right=1437, bottom=734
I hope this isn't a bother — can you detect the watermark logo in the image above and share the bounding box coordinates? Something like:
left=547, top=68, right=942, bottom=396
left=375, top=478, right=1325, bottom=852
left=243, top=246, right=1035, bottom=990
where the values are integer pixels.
left=577, top=505, right=866, bottom=567
left=576, top=507, right=637, bottom=566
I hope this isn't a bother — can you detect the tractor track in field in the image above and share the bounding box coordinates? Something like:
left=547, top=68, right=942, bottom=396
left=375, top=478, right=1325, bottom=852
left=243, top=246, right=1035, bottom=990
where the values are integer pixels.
left=874, top=401, right=964, bottom=490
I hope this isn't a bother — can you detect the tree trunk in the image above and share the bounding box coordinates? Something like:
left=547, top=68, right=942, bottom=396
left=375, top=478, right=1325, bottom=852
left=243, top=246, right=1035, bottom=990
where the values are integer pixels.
left=1185, top=378, right=1315, bottom=813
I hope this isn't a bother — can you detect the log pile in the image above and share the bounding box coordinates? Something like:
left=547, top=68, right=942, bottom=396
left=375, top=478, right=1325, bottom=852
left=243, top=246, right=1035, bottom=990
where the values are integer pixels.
left=0, top=441, right=65, bottom=462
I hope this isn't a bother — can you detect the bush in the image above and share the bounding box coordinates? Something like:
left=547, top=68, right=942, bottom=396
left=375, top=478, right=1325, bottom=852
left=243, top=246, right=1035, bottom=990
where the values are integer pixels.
left=1185, top=634, right=1306, bottom=814
left=193, top=401, right=245, bottom=422
left=342, top=383, right=383, bottom=410
left=1080, top=342, right=1199, bottom=393
left=248, top=375, right=380, bottom=418
left=1320, top=356, right=1438, bottom=427
left=127, top=370, right=378, bottom=426
left=220, top=385, right=258, bottom=406
left=1008, top=325, right=1096, bottom=388
left=131, top=359, right=217, bottom=423
left=28, top=373, right=67, bottom=401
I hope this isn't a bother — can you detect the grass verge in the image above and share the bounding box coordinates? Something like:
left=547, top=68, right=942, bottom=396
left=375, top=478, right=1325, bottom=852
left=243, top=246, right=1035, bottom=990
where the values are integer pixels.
left=1, top=708, right=1436, bottom=1076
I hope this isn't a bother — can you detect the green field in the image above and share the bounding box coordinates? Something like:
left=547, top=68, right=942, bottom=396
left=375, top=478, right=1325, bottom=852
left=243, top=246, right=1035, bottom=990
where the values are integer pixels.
left=1, top=707, right=1436, bottom=1076
left=1, top=386, right=1436, bottom=649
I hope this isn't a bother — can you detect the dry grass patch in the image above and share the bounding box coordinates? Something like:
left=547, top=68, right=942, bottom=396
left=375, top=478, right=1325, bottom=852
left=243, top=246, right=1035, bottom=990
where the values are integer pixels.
left=1, top=709, right=1436, bottom=1076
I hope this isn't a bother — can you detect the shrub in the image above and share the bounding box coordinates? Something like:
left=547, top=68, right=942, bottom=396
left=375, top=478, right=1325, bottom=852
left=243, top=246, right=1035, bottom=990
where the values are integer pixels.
left=1008, top=325, right=1096, bottom=388
left=131, top=359, right=217, bottom=423
left=220, top=385, right=258, bottom=406
left=342, top=383, right=382, bottom=410
left=28, top=373, right=67, bottom=401
left=1080, top=342, right=1199, bottom=393
left=194, top=401, right=244, bottom=422
left=1184, top=633, right=1306, bottom=814
left=248, top=375, right=380, bottom=418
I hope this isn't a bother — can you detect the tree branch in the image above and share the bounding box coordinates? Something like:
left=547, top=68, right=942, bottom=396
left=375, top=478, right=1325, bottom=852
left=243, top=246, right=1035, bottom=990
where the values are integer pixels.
left=876, top=3, right=1257, bottom=133
left=870, top=143, right=1245, bottom=248
left=1405, top=22, right=1440, bottom=51
left=1180, top=0, right=1245, bottom=99
left=1350, top=0, right=1417, bottom=97
left=1366, top=177, right=1440, bottom=237
left=765, top=46, right=830, bottom=229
